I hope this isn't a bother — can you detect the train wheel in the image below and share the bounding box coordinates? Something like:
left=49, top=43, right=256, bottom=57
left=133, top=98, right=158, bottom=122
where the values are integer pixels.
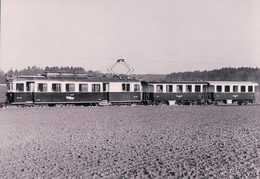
left=238, top=100, right=243, bottom=105
left=244, top=101, right=249, bottom=105
left=48, top=104, right=56, bottom=107
left=213, top=101, right=219, bottom=106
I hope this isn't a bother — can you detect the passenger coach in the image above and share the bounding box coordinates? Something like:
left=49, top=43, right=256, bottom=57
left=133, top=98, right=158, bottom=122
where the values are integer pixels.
left=206, top=81, right=258, bottom=105
left=142, top=81, right=209, bottom=105
left=6, top=73, right=143, bottom=106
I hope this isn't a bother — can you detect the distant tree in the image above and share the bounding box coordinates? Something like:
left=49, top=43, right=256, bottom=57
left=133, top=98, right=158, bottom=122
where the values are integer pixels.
left=6, top=69, right=14, bottom=76
left=0, top=69, right=5, bottom=84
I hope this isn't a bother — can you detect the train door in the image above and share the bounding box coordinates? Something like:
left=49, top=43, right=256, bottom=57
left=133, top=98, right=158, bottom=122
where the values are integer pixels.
left=202, top=85, right=208, bottom=101
left=206, top=85, right=214, bottom=102
left=26, top=81, right=35, bottom=103
left=102, top=83, right=109, bottom=102
left=148, top=84, right=155, bottom=101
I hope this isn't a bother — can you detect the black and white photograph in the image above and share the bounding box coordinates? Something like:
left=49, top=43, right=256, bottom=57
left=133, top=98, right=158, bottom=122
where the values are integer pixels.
left=0, top=0, right=260, bottom=178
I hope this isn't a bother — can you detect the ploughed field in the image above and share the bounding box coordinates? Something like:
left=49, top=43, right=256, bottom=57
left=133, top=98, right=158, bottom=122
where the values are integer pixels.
left=0, top=106, right=259, bottom=178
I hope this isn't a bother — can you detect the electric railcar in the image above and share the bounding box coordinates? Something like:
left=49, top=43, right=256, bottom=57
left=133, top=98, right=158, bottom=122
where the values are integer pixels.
left=6, top=74, right=142, bottom=106
left=5, top=74, right=259, bottom=106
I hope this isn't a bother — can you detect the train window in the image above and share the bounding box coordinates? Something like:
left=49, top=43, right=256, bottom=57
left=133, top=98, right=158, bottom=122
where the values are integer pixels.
left=16, top=83, right=24, bottom=92
left=156, top=85, right=163, bottom=92
left=103, top=83, right=109, bottom=92
left=233, top=86, right=238, bottom=92
left=224, top=85, right=230, bottom=92
left=26, top=82, right=34, bottom=92
left=66, top=84, right=75, bottom=92
left=241, top=86, right=246, bottom=92
left=166, top=85, right=173, bottom=92
left=79, top=84, right=88, bottom=92
left=122, top=83, right=130, bottom=92
left=203, top=85, right=207, bottom=92
left=148, top=85, right=154, bottom=92
left=52, top=83, right=61, bottom=92
left=37, top=83, right=47, bottom=92
left=216, top=85, right=222, bottom=92
left=248, top=86, right=253, bottom=92
left=208, top=85, right=214, bottom=92
left=7, top=83, right=13, bottom=91
left=186, top=85, right=192, bottom=92
left=134, top=84, right=140, bottom=92
left=177, top=85, right=183, bottom=93
left=195, top=85, right=201, bottom=92
left=92, top=84, right=101, bottom=92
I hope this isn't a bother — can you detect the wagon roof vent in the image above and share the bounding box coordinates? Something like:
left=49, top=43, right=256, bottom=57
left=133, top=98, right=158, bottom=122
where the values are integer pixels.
left=43, top=72, right=90, bottom=78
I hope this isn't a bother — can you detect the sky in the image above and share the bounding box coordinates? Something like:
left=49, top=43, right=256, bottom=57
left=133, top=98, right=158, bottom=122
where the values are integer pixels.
left=1, top=0, right=260, bottom=74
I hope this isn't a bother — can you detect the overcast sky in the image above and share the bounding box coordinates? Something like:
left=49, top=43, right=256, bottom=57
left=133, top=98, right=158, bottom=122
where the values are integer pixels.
left=1, top=0, right=260, bottom=74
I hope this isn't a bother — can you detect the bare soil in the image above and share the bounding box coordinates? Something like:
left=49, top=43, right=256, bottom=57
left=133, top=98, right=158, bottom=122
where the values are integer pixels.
left=0, top=106, right=259, bottom=178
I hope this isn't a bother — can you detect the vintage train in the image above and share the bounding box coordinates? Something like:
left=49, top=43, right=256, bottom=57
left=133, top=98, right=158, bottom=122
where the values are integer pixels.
left=5, top=73, right=259, bottom=106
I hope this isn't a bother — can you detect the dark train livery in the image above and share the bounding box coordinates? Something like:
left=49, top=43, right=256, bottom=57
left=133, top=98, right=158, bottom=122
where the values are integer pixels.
left=5, top=73, right=258, bottom=106
left=6, top=73, right=142, bottom=106
left=143, top=81, right=258, bottom=105
left=142, top=81, right=209, bottom=105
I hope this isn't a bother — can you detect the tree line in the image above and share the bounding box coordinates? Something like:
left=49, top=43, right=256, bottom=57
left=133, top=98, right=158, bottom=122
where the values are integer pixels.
left=0, top=66, right=103, bottom=83
left=166, top=67, right=260, bottom=83
left=0, top=66, right=260, bottom=85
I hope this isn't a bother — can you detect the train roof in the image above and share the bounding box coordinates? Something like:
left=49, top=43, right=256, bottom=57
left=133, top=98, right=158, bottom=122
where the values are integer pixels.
left=207, top=81, right=258, bottom=86
left=6, top=75, right=259, bottom=86
left=147, top=81, right=259, bottom=86
left=6, top=75, right=141, bottom=83
left=147, top=81, right=208, bottom=84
